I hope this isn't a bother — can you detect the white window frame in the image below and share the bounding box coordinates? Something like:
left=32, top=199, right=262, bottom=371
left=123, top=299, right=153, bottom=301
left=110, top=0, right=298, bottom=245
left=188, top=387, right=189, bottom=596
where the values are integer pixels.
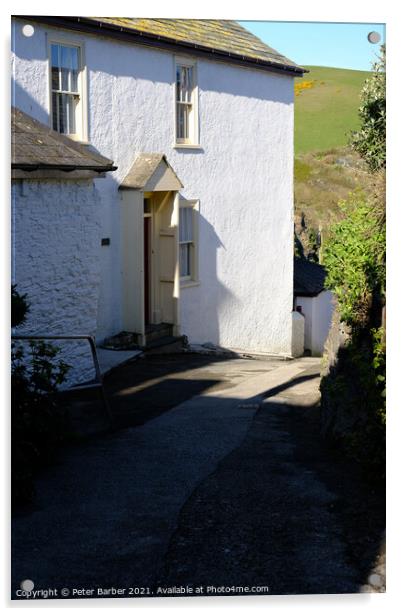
left=174, top=56, right=199, bottom=148
left=179, top=198, right=200, bottom=286
left=47, top=35, right=88, bottom=142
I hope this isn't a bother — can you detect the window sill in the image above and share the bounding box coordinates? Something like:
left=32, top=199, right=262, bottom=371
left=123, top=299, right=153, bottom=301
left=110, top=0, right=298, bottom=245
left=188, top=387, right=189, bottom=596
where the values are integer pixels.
left=173, top=143, right=203, bottom=151
left=59, top=134, right=90, bottom=146
left=180, top=279, right=200, bottom=289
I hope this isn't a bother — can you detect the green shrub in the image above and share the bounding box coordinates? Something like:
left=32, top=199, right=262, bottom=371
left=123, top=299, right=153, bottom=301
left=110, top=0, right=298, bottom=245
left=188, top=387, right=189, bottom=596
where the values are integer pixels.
left=11, top=287, right=71, bottom=506
left=320, top=331, right=385, bottom=478
left=323, top=191, right=385, bottom=330
left=321, top=189, right=385, bottom=478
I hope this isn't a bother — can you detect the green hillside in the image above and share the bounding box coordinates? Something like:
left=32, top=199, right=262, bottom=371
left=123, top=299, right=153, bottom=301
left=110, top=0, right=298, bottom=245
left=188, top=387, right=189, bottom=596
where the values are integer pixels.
left=294, top=66, right=371, bottom=154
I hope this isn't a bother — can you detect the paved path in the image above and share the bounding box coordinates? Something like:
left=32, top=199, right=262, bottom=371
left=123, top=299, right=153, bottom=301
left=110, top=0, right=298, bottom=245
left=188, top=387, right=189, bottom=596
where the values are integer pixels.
left=12, top=355, right=384, bottom=599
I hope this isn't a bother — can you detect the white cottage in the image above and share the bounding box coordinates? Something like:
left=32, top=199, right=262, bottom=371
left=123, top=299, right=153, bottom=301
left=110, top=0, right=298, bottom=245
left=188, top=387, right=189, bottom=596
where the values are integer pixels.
left=11, top=17, right=305, bottom=380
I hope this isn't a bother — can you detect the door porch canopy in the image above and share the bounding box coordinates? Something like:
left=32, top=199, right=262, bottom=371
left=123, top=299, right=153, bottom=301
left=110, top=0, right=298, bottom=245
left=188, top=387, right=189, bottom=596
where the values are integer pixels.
left=119, top=153, right=183, bottom=192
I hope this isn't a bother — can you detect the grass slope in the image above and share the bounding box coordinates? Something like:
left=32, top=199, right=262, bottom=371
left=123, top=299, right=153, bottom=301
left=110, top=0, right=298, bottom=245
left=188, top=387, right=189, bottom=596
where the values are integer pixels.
left=294, top=66, right=371, bottom=154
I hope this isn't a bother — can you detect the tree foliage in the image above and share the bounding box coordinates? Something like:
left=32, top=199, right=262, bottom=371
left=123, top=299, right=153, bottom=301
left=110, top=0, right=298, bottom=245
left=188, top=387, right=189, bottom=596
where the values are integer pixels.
left=321, top=189, right=385, bottom=478
left=350, top=45, right=386, bottom=172
left=323, top=191, right=385, bottom=330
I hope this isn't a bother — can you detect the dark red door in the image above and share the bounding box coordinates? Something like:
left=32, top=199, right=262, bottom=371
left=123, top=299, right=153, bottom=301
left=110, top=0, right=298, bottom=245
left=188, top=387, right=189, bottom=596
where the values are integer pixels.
left=144, top=217, right=151, bottom=325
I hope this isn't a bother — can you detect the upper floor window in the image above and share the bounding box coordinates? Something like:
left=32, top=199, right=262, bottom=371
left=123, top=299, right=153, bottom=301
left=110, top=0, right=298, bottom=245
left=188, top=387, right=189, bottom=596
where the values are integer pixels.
left=50, top=41, right=87, bottom=141
left=175, top=58, right=199, bottom=146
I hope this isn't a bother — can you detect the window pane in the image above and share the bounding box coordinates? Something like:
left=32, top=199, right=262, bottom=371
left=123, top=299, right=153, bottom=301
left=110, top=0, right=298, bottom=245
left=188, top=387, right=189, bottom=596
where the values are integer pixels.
left=57, top=93, right=76, bottom=134
left=58, top=45, right=79, bottom=92
left=177, top=65, right=193, bottom=103
left=51, top=44, right=60, bottom=90
left=70, top=47, right=79, bottom=92
left=60, top=45, right=71, bottom=91
left=179, top=207, right=193, bottom=242
left=67, top=94, right=76, bottom=134
left=176, top=67, right=181, bottom=102
left=58, top=93, right=65, bottom=133
left=176, top=103, right=190, bottom=140
left=177, top=103, right=184, bottom=139
left=180, top=244, right=191, bottom=277
left=52, top=92, right=59, bottom=131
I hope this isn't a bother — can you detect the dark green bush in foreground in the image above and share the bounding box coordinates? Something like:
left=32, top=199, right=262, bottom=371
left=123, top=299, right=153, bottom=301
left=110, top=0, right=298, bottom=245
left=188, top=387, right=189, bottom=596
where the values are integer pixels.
left=11, top=287, right=70, bottom=505
left=320, top=191, right=385, bottom=478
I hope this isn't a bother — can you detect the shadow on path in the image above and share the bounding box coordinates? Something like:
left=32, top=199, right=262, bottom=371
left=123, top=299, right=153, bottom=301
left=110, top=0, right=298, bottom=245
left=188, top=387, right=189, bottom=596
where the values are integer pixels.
left=156, top=373, right=385, bottom=595
left=11, top=359, right=384, bottom=598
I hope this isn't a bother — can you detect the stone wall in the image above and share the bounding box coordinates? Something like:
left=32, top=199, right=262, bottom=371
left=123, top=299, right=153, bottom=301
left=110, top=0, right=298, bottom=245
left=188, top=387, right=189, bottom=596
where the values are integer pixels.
left=12, top=179, right=102, bottom=385
left=320, top=301, right=352, bottom=438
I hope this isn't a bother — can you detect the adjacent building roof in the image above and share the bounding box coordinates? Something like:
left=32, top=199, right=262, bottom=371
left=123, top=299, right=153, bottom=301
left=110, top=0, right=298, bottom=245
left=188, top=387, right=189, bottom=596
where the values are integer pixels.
left=119, top=153, right=183, bottom=191
left=294, top=257, right=327, bottom=297
left=19, top=16, right=306, bottom=76
left=11, top=106, right=117, bottom=174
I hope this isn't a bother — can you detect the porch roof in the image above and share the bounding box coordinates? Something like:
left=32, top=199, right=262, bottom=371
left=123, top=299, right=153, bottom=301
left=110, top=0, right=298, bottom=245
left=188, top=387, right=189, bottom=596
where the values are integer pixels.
left=119, top=153, right=183, bottom=191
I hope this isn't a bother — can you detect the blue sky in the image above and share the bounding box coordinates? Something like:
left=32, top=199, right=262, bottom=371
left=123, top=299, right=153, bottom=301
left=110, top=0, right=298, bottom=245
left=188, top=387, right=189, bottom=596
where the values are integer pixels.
left=239, top=21, right=386, bottom=71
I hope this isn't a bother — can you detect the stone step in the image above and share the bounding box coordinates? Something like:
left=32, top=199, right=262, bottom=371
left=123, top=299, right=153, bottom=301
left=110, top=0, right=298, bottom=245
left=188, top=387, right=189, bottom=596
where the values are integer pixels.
left=145, top=323, right=173, bottom=344
left=144, top=335, right=187, bottom=354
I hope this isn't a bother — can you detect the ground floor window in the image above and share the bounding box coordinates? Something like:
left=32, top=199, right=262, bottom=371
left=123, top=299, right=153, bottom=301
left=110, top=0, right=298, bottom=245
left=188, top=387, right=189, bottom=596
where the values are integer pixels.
left=179, top=199, right=199, bottom=284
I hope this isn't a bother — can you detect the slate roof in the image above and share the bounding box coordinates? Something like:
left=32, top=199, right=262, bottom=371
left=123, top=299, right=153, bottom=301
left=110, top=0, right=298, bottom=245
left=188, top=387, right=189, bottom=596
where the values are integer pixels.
left=11, top=106, right=117, bottom=172
left=119, top=153, right=183, bottom=190
left=94, top=18, right=303, bottom=71
left=294, top=257, right=327, bottom=297
left=20, top=16, right=306, bottom=76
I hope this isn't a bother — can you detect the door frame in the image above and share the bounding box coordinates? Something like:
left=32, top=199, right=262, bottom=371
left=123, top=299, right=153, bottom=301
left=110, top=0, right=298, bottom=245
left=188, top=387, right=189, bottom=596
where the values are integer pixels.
left=120, top=189, right=180, bottom=342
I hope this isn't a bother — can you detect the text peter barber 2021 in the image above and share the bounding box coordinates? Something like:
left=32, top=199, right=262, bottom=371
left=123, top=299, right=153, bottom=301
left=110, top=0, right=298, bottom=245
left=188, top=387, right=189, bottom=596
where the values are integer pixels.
left=16, top=583, right=270, bottom=599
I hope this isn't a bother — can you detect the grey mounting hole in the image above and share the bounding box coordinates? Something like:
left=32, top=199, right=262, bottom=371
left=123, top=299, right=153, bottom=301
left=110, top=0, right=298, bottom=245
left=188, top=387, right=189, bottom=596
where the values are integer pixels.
left=22, top=24, right=35, bottom=37
left=368, top=31, right=381, bottom=44
left=20, top=579, right=34, bottom=592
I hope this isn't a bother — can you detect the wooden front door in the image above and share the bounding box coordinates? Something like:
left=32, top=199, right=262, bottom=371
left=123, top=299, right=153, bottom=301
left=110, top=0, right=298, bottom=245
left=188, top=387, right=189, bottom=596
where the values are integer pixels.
left=144, top=216, right=151, bottom=325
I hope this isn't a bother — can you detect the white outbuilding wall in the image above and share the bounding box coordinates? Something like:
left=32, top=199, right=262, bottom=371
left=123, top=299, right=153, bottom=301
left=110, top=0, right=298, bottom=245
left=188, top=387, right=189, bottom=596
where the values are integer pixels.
left=12, top=180, right=102, bottom=385
left=12, top=19, right=295, bottom=357
left=295, top=290, right=334, bottom=356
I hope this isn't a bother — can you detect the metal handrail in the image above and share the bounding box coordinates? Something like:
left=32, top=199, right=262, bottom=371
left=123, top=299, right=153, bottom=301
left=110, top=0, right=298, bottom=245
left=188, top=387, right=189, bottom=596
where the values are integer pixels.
left=11, top=334, right=113, bottom=428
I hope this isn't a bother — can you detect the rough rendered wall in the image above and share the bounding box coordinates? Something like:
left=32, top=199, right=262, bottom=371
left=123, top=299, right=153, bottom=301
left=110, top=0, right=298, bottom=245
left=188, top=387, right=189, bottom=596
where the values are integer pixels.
left=291, top=311, right=305, bottom=358
left=11, top=180, right=102, bottom=385
left=311, top=290, right=335, bottom=356
left=12, top=19, right=295, bottom=356
left=295, top=291, right=335, bottom=356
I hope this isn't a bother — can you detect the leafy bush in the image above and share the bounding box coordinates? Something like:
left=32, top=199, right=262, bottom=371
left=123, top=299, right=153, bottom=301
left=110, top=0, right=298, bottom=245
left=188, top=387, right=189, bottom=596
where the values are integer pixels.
left=11, top=284, right=29, bottom=328
left=320, top=331, right=385, bottom=478
left=350, top=45, right=386, bottom=172
left=321, top=189, right=385, bottom=478
left=11, top=287, right=71, bottom=506
left=323, top=191, right=385, bottom=330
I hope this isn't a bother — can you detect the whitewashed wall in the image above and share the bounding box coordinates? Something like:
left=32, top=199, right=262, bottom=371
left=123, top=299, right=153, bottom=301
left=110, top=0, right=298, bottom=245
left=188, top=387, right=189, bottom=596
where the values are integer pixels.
left=311, top=290, right=334, bottom=356
left=11, top=180, right=102, bottom=385
left=12, top=19, right=295, bottom=357
left=295, top=291, right=334, bottom=356
left=291, top=311, right=305, bottom=358
left=295, top=296, right=313, bottom=353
